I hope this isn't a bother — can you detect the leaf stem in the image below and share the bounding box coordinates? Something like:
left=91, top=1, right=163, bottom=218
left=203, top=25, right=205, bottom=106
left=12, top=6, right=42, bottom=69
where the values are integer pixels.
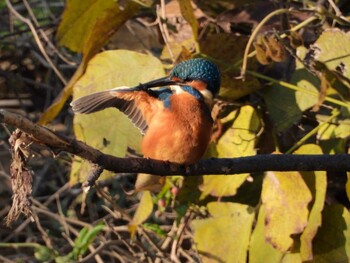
left=286, top=109, right=341, bottom=154
left=239, top=10, right=319, bottom=78
left=246, top=69, right=350, bottom=109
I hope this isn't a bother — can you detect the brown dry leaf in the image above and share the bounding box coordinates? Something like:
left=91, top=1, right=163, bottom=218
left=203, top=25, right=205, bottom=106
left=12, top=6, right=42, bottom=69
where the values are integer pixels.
left=5, top=129, right=34, bottom=226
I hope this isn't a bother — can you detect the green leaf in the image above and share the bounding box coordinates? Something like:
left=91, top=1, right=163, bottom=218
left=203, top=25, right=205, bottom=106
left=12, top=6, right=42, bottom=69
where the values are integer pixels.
left=263, top=47, right=319, bottom=132
left=34, top=245, right=56, bottom=261
left=200, top=105, right=260, bottom=198
left=129, top=191, right=154, bottom=238
left=262, top=171, right=312, bottom=252
left=143, top=223, right=167, bottom=237
left=313, top=205, right=350, bottom=262
left=264, top=29, right=350, bottom=132
left=192, top=202, right=255, bottom=263
left=70, top=50, right=165, bottom=184
left=296, top=145, right=327, bottom=261
left=263, top=85, right=303, bottom=132
left=73, top=223, right=104, bottom=258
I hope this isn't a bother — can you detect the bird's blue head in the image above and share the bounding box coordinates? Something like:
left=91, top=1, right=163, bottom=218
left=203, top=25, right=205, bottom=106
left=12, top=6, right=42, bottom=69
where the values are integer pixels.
left=170, top=58, right=221, bottom=96
left=135, top=58, right=221, bottom=98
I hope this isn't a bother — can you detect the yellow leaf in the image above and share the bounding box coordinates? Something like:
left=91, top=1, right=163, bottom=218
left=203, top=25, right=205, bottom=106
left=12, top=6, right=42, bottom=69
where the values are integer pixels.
left=200, top=105, right=260, bottom=198
left=296, top=145, right=327, bottom=261
left=192, top=202, right=255, bottom=263
left=57, top=0, right=120, bottom=52
left=39, top=1, right=139, bottom=124
left=177, top=0, right=198, bottom=41
left=249, top=206, right=284, bottom=263
left=57, top=0, right=139, bottom=59
left=129, top=191, right=154, bottom=239
left=70, top=50, right=165, bottom=184
left=262, top=171, right=312, bottom=252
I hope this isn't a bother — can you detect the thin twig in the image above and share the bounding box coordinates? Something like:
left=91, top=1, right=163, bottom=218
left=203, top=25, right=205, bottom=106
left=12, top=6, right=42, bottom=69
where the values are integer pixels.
left=157, top=3, right=175, bottom=62
left=5, top=0, right=67, bottom=85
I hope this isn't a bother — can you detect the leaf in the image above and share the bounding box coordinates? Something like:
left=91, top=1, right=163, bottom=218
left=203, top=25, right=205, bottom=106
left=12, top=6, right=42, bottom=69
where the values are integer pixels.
left=263, top=85, right=303, bottom=132
left=73, top=223, right=104, bottom=258
left=129, top=191, right=154, bottom=239
left=34, top=246, right=56, bottom=262
left=296, top=145, right=327, bottom=261
left=39, top=1, right=139, bottom=125
left=249, top=206, right=284, bottom=263
left=262, top=171, right=312, bottom=252
left=312, top=205, right=350, bottom=262
left=57, top=0, right=139, bottom=61
left=264, top=29, right=350, bottom=132
left=57, top=0, right=120, bottom=53
left=313, top=29, right=350, bottom=79
left=200, top=33, right=261, bottom=100
left=200, top=105, right=260, bottom=198
left=177, top=0, right=199, bottom=41
left=70, top=50, right=165, bottom=184
left=192, top=202, right=255, bottom=263
left=317, top=118, right=350, bottom=140
left=263, top=47, right=319, bottom=132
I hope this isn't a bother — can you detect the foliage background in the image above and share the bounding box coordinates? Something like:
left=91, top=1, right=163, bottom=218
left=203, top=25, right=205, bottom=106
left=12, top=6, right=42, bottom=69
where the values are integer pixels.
left=0, top=0, right=349, bottom=262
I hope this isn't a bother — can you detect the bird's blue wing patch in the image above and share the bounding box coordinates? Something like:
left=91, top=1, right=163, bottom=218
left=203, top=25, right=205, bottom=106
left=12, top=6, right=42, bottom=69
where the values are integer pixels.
left=149, top=88, right=173, bottom=109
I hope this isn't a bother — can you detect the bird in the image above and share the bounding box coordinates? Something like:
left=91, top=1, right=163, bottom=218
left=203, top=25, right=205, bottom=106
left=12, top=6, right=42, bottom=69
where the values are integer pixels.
left=71, top=58, right=221, bottom=191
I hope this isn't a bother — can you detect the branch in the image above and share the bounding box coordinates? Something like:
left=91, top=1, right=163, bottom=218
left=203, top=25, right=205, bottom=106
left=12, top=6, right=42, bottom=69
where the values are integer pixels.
left=1, top=109, right=350, bottom=178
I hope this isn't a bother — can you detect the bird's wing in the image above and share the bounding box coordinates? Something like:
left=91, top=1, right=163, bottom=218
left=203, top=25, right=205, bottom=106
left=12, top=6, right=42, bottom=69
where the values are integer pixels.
left=71, top=87, right=163, bottom=135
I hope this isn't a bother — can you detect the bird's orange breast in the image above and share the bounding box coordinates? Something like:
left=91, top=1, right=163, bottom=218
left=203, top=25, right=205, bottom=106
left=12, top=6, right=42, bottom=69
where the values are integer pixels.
left=141, top=92, right=212, bottom=165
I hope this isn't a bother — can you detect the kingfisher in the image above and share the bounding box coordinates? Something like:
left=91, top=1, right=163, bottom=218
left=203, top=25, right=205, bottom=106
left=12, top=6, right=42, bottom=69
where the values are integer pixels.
left=71, top=58, right=221, bottom=191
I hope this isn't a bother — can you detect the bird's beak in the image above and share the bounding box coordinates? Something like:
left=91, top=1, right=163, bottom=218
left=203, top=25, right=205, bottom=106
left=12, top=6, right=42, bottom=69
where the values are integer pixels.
left=133, top=76, right=182, bottom=90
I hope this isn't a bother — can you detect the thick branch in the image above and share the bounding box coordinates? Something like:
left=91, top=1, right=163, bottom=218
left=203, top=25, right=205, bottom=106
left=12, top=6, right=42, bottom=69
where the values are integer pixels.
left=1, top=109, right=350, bottom=177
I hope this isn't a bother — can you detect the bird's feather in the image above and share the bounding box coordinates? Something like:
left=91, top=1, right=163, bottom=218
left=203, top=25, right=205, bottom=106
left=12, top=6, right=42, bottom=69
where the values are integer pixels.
left=71, top=87, right=164, bottom=135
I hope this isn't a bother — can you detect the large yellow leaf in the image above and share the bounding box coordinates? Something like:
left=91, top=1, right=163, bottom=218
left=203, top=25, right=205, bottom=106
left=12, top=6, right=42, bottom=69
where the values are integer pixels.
left=262, top=171, right=312, bottom=252
left=57, top=0, right=120, bottom=53
left=192, top=202, right=255, bottom=263
left=39, top=1, right=139, bottom=124
left=200, top=105, right=260, bottom=198
left=70, top=50, right=165, bottom=184
left=297, top=145, right=327, bottom=261
left=57, top=0, right=138, bottom=60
